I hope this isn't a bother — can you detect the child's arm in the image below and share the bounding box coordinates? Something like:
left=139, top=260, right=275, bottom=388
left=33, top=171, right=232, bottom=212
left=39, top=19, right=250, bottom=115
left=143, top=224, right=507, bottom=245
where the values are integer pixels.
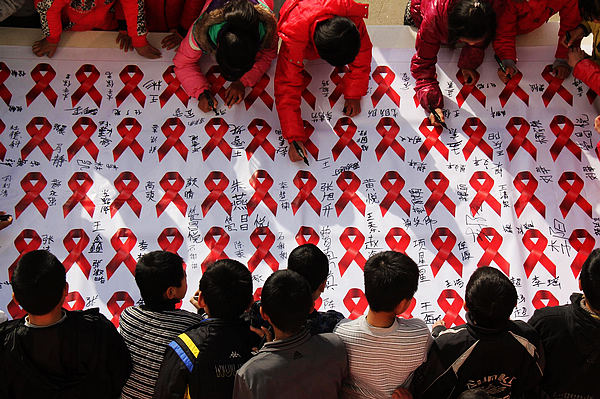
left=239, top=46, right=277, bottom=90
left=410, top=17, right=443, bottom=113
left=342, top=18, right=373, bottom=114
left=173, top=28, right=211, bottom=101
left=571, top=52, right=600, bottom=94
left=32, top=0, right=69, bottom=57
left=117, top=0, right=161, bottom=58
left=492, top=3, right=519, bottom=66
left=556, top=0, right=582, bottom=60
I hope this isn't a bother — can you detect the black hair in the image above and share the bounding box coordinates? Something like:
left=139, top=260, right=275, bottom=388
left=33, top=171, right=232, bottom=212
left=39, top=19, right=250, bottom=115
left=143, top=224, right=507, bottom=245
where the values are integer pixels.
left=314, top=16, right=361, bottom=67
left=199, top=258, right=253, bottom=319
left=364, top=251, right=419, bottom=312
left=261, top=269, right=313, bottom=333
left=287, top=244, right=329, bottom=293
left=448, top=0, right=496, bottom=45
left=457, top=389, right=492, bottom=399
left=135, top=250, right=185, bottom=311
left=465, top=267, right=517, bottom=328
left=11, top=250, right=66, bottom=315
left=579, top=0, right=600, bottom=21
left=581, top=248, right=600, bottom=310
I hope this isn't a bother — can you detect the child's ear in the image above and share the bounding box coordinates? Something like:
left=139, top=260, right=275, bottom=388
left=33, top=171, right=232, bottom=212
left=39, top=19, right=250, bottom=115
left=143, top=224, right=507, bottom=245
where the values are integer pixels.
left=395, top=298, right=412, bottom=315
left=259, top=306, right=271, bottom=324
left=318, top=281, right=326, bottom=294
left=165, top=286, right=177, bottom=300
left=197, top=291, right=207, bottom=309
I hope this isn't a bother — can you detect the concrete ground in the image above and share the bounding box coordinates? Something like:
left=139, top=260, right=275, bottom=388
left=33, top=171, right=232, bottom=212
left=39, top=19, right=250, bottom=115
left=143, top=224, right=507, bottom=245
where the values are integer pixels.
left=366, top=0, right=409, bottom=25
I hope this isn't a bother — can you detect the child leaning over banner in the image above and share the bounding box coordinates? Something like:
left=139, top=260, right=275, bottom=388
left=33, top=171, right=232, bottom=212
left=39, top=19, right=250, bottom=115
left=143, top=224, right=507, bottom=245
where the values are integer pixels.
left=173, top=0, right=278, bottom=113
left=410, top=267, right=544, bottom=399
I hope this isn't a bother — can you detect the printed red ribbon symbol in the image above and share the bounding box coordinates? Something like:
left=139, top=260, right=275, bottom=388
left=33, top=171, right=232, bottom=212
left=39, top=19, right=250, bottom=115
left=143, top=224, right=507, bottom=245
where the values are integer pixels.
left=244, top=73, right=273, bottom=110
left=302, top=120, right=319, bottom=160
left=248, top=227, right=279, bottom=273
left=206, top=65, right=228, bottom=102
left=541, top=64, right=573, bottom=107
left=339, top=227, right=366, bottom=277
left=0, top=62, right=11, bottom=106
left=332, top=117, right=362, bottom=161
left=26, top=63, right=57, bottom=106
left=344, top=288, right=368, bottom=320
left=7, top=298, right=26, bottom=319
left=477, top=227, right=509, bottom=276
left=438, top=289, right=465, bottom=327
left=375, top=117, right=405, bottom=160
left=398, top=297, right=416, bottom=319
left=336, top=171, right=365, bottom=216
left=107, top=291, right=134, bottom=327
left=462, top=117, right=492, bottom=160
left=300, top=69, right=316, bottom=109
left=385, top=227, right=410, bottom=253
left=203, top=117, right=231, bottom=160
left=418, top=118, right=448, bottom=160
left=63, top=229, right=91, bottom=278
left=532, top=290, right=559, bottom=309
left=513, top=171, right=545, bottom=218
left=430, top=227, right=463, bottom=277
left=380, top=171, right=410, bottom=217
left=499, top=70, right=529, bottom=107
left=22, top=116, right=53, bottom=161
left=314, top=297, right=323, bottom=311
left=63, top=172, right=95, bottom=218
left=106, top=228, right=137, bottom=280
left=72, top=64, right=102, bottom=107
left=371, top=65, right=401, bottom=107
left=456, top=70, right=486, bottom=107
left=201, top=171, right=232, bottom=216
left=68, top=117, right=99, bottom=161
left=116, top=65, right=146, bottom=107
left=0, top=119, right=5, bottom=160
left=157, top=172, right=188, bottom=217
left=114, top=118, right=144, bottom=161
left=158, top=227, right=184, bottom=254
left=329, top=66, right=348, bottom=107
left=247, top=169, right=278, bottom=216
left=291, top=170, right=321, bottom=215
left=569, top=229, right=595, bottom=278
left=549, top=115, right=581, bottom=161
left=587, top=87, right=597, bottom=104
left=15, top=172, right=48, bottom=219
left=469, top=171, right=501, bottom=216
left=246, top=119, right=275, bottom=160
left=425, top=171, right=456, bottom=216
left=111, top=172, right=142, bottom=217
left=522, top=229, right=556, bottom=278
left=202, top=227, right=229, bottom=271
left=63, top=291, right=85, bottom=311
left=160, top=65, right=189, bottom=108
left=296, top=226, right=319, bottom=245
left=159, top=117, right=188, bottom=161
left=558, top=172, right=592, bottom=218
left=8, top=229, right=42, bottom=280
left=506, top=117, right=536, bottom=161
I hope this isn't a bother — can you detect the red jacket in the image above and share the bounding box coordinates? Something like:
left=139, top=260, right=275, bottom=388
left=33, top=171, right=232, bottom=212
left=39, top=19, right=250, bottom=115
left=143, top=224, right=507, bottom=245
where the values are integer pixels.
left=118, top=0, right=204, bottom=33
left=493, top=0, right=581, bottom=62
left=574, top=58, right=600, bottom=94
left=275, top=0, right=372, bottom=143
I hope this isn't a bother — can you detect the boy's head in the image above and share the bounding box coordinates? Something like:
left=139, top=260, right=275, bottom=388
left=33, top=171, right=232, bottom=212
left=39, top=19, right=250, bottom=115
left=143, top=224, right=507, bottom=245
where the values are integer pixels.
left=457, top=389, right=492, bottom=399
left=11, top=250, right=67, bottom=315
left=314, top=16, right=361, bottom=67
left=135, top=251, right=186, bottom=310
left=580, top=248, right=600, bottom=311
left=199, top=259, right=253, bottom=319
left=260, top=269, right=312, bottom=333
left=364, top=251, right=419, bottom=313
left=287, top=244, right=329, bottom=299
left=465, top=267, right=517, bottom=328
left=448, top=0, right=496, bottom=45
left=579, top=0, right=600, bottom=22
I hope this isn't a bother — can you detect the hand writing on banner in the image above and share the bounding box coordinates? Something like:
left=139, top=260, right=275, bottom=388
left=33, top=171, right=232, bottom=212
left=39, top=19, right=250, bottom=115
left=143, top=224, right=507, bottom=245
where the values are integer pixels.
left=198, top=91, right=217, bottom=113
left=343, top=98, right=361, bottom=117
left=161, top=31, right=183, bottom=50
left=460, top=68, right=476, bottom=85
left=428, top=108, right=445, bottom=127
left=497, top=63, right=517, bottom=84
left=32, top=38, right=58, bottom=58
left=561, top=26, right=585, bottom=48
left=552, top=62, right=571, bottom=80
left=289, top=141, right=307, bottom=163
left=568, top=48, right=587, bottom=69
left=0, top=211, right=12, bottom=230
left=224, top=81, right=245, bottom=108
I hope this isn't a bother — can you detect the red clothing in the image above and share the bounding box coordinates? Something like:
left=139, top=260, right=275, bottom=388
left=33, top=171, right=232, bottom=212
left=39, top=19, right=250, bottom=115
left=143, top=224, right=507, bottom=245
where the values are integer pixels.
left=134, top=0, right=203, bottom=33
left=275, top=0, right=372, bottom=143
left=574, top=58, right=600, bottom=94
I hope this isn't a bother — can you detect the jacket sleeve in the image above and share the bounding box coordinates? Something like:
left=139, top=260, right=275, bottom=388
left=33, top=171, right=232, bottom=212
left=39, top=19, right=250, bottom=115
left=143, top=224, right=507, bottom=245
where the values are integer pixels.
left=410, top=341, right=453, bottom=399
left=556, top=0, right=582, bottom=59
left=410, top=14, right=444, bottom=111
left=153, top=342, right=190, bottom=399
left=117, top=0, right=149, bottom=47
left=35, top=0, right=69, bottom=43
left=240, top=45, right=277, bottom=88
left=173, top=27, right=210, bottom=99
left=573, top=58, right=600, bottom=93
left=492, top=3, right=518, bottom=62
left=343, top=18, right=372, bottom=100
left=232, top=373, right=255, bottom=399
left=100, top=316, right=133, bottom=398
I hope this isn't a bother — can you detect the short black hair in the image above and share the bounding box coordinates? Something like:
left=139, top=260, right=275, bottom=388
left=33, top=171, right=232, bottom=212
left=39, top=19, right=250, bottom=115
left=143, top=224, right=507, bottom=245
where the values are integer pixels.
left=287, top=244, right=329, bottom=292
left=200, top=259, right=253, bottom=319
left=364, top=251, right=419, bottom=312
left=11, top=250, right=66, bottom=315
left=314, top=16, right=361, bottom=67
left=448, top=0, right=496, bottom=44
left=457, top=389, right=492, bottom=399
left=579, top=0, right=600, bottom=21
left=135, top=251, right=185, bottom=310
left=261, top=269, right=312, bottom=333
left=465, top=267, right=517, bottom=328
left=581, top=248, right=600, bottom=310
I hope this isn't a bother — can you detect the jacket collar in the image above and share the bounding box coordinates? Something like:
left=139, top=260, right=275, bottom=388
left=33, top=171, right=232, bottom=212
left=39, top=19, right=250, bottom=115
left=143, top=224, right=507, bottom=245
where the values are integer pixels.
left=260, top=327, right=311, bottom=352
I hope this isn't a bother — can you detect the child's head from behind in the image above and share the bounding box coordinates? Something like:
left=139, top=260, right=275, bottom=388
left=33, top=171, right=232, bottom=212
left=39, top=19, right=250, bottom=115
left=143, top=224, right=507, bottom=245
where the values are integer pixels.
left=135, top=250, right=186, bottom=310
left=581, top=248, right=600, bottom=311
left=314, top=16, right=361, bottom=67
left=579, top=0, right=600, bottom=22
left=287, top=243, right=329, bottom=298
left=465, top=267, right=517, bottom=328
left=11, top=250, right=66, bottom=315
left=457, top=389, right=492, bottom=399
left=364, top=251, right=419, bottom=313
left=448, top=0, right=496, bottom=45
left=199, top=258, right=253, bottom=319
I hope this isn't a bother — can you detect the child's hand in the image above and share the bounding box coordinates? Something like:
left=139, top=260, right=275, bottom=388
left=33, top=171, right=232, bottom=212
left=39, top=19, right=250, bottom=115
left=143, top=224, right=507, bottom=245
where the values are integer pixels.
left=198, top=91, right=217, bottom=113
left=433, top=319, right=446, bottom=329
left=343, top=98, right=361, bottom=117
left=552, top=60, right=571, bottom=79
left=429, top=108, right=445, bottom=127
left=568, top=48, right=587, bottom=68
left=224, top=81, right=245, bottom=108
left=161, top=32, right=183, bottom=50
left=189, top=289, right=201, bottom=310
left=0, top=211, right=13, bottom=231
left=32, top=38, right=58, bottom=58
left=561, top=26, right=585, bottom=48
left=116, top=32, right=134, bottom=52
left=288, top=141, right=307, bottom=163
left=497, top=65, right=517, bottom=84
left=594, top=115, right=600, bottom=134
left=391, top=387, right=413, bottom=399
left=460, top=68, right=476, bottom=85
left=135, top=43, right=162, bottom=59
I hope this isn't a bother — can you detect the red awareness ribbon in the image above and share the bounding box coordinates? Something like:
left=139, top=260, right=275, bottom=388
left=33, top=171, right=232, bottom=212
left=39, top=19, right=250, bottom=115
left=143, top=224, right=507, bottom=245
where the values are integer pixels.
left=371, top=65, right=400, bottom=107
left=418, top=118, right=448, bottom=161
left=380, top=171, right=410, bottom=217
left=244, top=73, right=273, bottom=110
left=0, top=119, right=5, bottom=160
left=499, top=71, right=529, bottom=107
left=158, top=117, right=188, bottom=161
left=107, top=291, right=134, bottom=327
left=202, top=226, right=229, bottom=272
left=206, top=65, right=228, bottom=102
left=22, top=116, right=53, bottom=161
left=26, top=63, right=57, bottom=107
left=569, top=229, right=595, bottom=279
left=114, top=118, right=144, bottom=162
left=522, top=229, right=556, bottom=278
left=314, top=297, right=323, bottom=311
left=328, top=66, right=348, bottom=108
left=438, top=289, right=465, bottom=327
left=541, top=64, right=573, bottom=107
left=476, top=227, right=509, bottom=276
left=7, top=298, right=26, bottom=319
left=455, top=70, right=486, bottom=107
left=506, top=117, right=536, bottom=161
left=469, top=171, right=501, bottom=216
left=158, top=227, right=184, bottom=255
left=72, top=64, right=102, bottom=107
left=63, top=229, right=91, bottom=278
left=532, top=290, right=559, bottom=309
left=513, top=171, right=545, bottom=218
left=336, top=171, right=365, bottom=216
left=385, top=227, right=410, bottom=253
left=246, top=119, right=275, bottom=160
left=375, top=117, right=405, bottom=161
left=343, top=288, right=368, bottom=320
left=296, top=226, right=320, bottom=245
left=201, top=171, right=231, bottom=216
left=462, top=117, right=492, bottom=161
left=15, top=172, right=48, bottom=219
left=253, top=287, right=262, bottom=302
left=8, top=229, right=41, bottom=280
left=111, top=172, right=142, bottom=218
left=302, top=120, right=319, bottom=160
left=398, top=297, right=416, bottom=319
left=248, top=226, right=279, bottom=273
left=586, top=87, right=597, bottom=104
left=430, top=227, right=463, bottom=277
left=68, top=117, right=99, bottom=161
left=332, top=117, right=362, bottom=161
left=116, top=65, right=146, bottom=107
left=157, top=172, right=188, bottom=217
left=291, top=170, right=321, bottom=215
left=106, top=228, right=137, bottom=280
left=202, top=117, right=231, bottom=161
left=425, top=171, right=455, bottom=216
left=63, top=291, right=85, bottom=311
left=247, top=169, right=278, bottom=216
left=549, top=115, right=581, bottom=161
left=300, top=69, right=316, bottom=109
left=339, top=227, right=366, bottom=277
left=63, top=172, right=95, bottom=218
left=558, top=171, right=592, bottom=218
left=159, top=65, right=189, bottom=108
left=0, top=62, right=11, bottom=106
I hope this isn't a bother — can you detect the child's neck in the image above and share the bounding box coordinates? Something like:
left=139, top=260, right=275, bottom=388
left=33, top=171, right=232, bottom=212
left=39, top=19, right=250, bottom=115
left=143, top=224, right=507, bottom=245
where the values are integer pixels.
left=273, top=326, right=297, bottom=341
left=366, top=310, right=396, bottom=328
left=28, top=307, right=64, bottom=327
